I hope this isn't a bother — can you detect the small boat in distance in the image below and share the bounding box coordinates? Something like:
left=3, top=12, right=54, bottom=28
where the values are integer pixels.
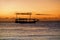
left=15, top=13, right=38, bottom=23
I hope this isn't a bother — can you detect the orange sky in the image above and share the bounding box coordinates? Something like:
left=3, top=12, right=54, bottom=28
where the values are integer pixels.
left=0, top=0, right=60, bottom=19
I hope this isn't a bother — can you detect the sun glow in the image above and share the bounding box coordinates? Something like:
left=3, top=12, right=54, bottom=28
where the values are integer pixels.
left=0, top=0, right=60, bottom=20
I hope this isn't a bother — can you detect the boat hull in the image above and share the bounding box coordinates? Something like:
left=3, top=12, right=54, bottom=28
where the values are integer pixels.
left=15, top=18, right=37, bottom=23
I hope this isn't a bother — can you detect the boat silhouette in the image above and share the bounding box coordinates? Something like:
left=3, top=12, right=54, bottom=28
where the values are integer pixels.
left=15, top=13, right=38, bottom=23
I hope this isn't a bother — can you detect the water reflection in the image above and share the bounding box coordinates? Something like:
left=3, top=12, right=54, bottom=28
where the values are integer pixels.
left=0, top=21, right=60, bottom=40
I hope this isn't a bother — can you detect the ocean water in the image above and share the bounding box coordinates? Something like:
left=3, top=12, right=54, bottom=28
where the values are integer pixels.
left=0, top=21, right=60, bottom=40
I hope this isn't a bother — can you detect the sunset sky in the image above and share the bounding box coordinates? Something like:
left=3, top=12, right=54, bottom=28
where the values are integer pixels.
left=0, top=0, right=60, bottom=19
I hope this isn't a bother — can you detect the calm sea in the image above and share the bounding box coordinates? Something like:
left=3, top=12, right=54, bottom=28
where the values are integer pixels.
left=0, top=21, right=60, bottom=40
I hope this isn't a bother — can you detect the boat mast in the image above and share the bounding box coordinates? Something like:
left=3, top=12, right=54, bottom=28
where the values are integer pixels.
left=29, top=13, right=32, bottom=22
